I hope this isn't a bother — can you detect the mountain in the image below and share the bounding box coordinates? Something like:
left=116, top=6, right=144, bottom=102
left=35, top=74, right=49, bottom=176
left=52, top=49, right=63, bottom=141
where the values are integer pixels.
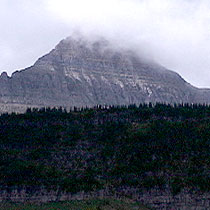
left=0, top=36, right=210, bottom=112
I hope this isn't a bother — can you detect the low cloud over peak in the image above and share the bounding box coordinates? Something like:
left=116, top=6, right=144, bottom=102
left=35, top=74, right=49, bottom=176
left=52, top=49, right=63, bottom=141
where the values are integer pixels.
left=1, top=0, right=210, bottom=87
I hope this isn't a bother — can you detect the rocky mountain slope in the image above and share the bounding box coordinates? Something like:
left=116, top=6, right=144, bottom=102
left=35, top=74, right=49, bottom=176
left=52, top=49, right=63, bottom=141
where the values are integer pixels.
left=0, top=36, right=210, bottom=112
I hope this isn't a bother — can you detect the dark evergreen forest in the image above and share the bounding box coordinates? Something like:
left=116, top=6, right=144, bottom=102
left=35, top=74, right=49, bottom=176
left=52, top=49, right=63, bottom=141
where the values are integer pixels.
left=0, top=103, right=209, bottom=195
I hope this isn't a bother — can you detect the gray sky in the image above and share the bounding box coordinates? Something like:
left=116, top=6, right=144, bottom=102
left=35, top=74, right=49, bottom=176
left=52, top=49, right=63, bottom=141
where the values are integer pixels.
left=1, top=0, right=210, bottom=88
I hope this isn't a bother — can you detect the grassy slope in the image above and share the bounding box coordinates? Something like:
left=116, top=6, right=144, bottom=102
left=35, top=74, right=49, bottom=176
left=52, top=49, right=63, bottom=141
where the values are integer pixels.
left=0, top=199, right=151, bottom=210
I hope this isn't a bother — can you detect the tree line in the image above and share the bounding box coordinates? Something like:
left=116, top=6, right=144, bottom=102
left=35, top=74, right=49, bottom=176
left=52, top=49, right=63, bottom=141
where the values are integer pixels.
left=0, top=103, right=209, bottom=195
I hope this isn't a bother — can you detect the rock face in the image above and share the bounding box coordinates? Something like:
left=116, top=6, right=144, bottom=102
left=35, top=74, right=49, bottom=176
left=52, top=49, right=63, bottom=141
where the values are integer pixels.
left=0, top=36, right=210, bottom=111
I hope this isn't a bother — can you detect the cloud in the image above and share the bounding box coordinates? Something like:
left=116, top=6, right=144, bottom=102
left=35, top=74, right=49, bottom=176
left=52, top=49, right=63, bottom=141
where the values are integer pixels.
left=45, top=0, right=210, bottom=87
left=0, top=0, right=69, bottom=72
left=0, top=0, right=210, bottom=87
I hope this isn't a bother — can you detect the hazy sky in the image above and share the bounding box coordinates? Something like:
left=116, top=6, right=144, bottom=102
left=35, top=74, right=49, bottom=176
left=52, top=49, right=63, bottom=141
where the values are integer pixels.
left=1, top=0, right=210, bottom=88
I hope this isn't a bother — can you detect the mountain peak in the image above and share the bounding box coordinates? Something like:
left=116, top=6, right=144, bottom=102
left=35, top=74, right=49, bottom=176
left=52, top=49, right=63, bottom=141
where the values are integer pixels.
left=0, top=72, right=9, bottom=79
left=0, top=35, right=209, bottom=112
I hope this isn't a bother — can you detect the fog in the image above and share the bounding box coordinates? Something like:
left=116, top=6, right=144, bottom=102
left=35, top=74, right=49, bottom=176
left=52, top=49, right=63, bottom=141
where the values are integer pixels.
left=1, top=0, right=210, bottom=87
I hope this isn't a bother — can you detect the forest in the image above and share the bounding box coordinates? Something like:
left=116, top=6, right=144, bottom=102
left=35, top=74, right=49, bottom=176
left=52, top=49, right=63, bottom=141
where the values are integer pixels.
left=0, top=103, right=209, bottom=195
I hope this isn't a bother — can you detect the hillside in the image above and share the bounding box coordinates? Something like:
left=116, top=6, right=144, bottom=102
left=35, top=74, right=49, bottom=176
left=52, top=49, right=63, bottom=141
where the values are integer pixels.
left=0, top=104, right=209, bottom=193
